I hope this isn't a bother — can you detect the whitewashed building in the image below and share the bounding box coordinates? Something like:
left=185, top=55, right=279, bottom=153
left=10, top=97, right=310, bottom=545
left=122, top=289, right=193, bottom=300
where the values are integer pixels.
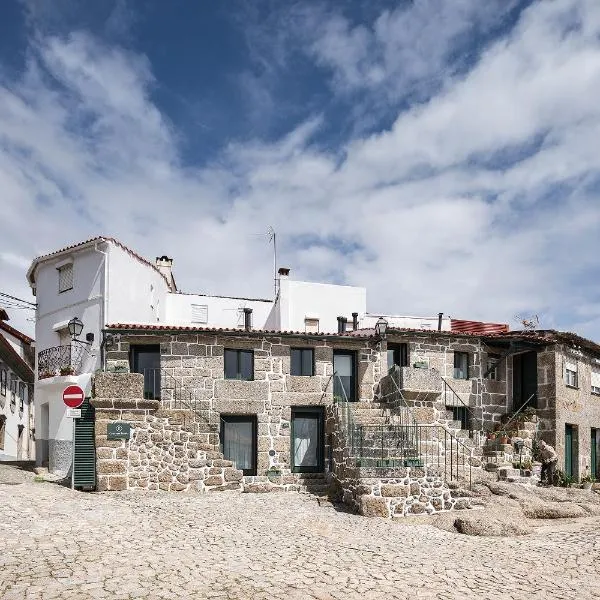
left=27, top=236, right=449, bottom=475
left=0, top=310, right=35, bottom=461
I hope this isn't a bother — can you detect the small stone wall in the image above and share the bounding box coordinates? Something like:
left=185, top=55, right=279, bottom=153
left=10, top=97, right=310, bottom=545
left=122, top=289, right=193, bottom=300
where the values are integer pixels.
left=336, top=466, right=471, bottom=519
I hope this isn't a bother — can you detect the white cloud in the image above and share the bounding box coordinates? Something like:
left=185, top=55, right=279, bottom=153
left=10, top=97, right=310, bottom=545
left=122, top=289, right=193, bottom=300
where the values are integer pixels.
left=1, top=0, right=600, bottom=343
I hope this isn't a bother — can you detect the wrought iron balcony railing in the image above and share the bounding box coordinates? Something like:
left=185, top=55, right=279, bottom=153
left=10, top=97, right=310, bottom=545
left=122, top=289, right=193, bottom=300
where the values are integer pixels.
left=38, top=345, right=86, bottom=379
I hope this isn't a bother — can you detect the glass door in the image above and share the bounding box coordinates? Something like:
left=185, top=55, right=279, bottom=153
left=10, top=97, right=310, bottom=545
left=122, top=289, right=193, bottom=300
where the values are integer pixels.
left=220, top=416, right=257, bottom=476
left=333, top=350, right=356, bottom=402
left=291, top=408, right=324, bottom=473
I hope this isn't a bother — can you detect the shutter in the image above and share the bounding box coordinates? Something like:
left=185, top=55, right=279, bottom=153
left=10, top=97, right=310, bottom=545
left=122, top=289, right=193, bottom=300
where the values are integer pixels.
left=191, top=304, right=208, bottom=324
left=565, top=360, right=577, bottom=373
left=73, top=398, right=96, bottom=489
left=58, top=264, right=73, bottom=292
left=591, top=368, right=600, bottom=388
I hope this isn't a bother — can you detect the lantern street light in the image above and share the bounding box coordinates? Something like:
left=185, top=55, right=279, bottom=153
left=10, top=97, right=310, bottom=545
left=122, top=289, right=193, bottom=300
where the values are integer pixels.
left=374, top=316, right=388, bottom=340
left=68, top=317, right=93, bottom=345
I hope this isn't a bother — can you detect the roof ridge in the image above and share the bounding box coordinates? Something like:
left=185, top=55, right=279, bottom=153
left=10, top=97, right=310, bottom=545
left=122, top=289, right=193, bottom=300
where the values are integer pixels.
left=0, top=321, right=34, bottom=345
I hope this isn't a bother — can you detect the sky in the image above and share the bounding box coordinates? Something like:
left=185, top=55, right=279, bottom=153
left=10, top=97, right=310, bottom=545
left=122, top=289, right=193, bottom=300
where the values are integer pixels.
left=1, top=0, right=600, bottom=340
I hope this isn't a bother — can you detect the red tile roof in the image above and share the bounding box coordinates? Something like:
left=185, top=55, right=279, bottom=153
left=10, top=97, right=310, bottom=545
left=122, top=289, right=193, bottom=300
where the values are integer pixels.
left=451, top=319, right=509, bottom=335
left=27, top=236, right=171, bottom=288
left=0, top=321, right=34, bottom=345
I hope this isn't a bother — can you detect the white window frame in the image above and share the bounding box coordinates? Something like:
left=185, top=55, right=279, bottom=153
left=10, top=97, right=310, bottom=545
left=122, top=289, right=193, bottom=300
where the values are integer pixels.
left=591, top=366, right=600, bottom=395
left=191, top=304, right=208, bottom=324
left=565, top=359, right=578, bottom=388
left=58, top=263, right=73, bottom=293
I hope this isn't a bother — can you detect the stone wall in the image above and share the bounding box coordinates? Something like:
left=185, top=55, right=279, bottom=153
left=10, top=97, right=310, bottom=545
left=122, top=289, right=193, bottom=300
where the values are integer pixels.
left=106, top=332, right=383, bottom=478
left=335, top=466, right=472, bottom=518
left=92, top=372, right=244, bottom=492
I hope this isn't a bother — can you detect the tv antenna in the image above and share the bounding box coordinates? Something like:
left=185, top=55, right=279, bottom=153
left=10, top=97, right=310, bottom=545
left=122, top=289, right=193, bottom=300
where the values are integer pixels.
left=514, top=314, right=539, bottom=331
left=267, top=226, right=277, bottom=298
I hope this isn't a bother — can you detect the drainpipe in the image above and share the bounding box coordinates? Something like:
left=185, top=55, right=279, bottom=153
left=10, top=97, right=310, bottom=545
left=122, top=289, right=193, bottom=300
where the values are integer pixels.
left=438, top=312, right=443, bottom=332
left=352, top=312, right=359, bottom=331
left=92, top=242, right=109, bottom=370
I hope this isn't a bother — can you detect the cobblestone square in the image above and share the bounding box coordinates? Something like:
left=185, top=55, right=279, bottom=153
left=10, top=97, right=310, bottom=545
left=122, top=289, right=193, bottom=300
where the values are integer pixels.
left=1, top=467, right=599, bottom=600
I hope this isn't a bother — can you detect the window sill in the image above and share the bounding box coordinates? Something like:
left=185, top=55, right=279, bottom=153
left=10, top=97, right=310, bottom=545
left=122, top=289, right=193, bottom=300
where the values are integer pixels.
left=565, top=384, right=579, bottom=390
left=591, top=391, right=600, bottom=397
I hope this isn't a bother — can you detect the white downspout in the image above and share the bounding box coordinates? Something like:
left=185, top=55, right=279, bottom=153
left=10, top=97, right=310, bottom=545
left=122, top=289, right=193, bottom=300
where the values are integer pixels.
left=92, top=242, right=109, bottom=369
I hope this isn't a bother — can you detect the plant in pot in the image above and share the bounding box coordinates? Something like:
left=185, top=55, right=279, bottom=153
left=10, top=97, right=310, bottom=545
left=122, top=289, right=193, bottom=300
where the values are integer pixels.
left=581, top=475, right=596, bottom=490
left=39, top=369, right=56, bottom=380
left=486, top=431, right=496, bottom=441
left=59, top=365, right=76, bottom=376
left=499, top=431, right=510, bottom=444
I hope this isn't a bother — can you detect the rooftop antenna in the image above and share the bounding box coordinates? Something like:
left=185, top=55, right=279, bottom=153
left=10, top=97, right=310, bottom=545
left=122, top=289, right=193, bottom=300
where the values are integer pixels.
left=514, top=314, right=539, bottom=331
left=267, top=226, right=277, bottom=298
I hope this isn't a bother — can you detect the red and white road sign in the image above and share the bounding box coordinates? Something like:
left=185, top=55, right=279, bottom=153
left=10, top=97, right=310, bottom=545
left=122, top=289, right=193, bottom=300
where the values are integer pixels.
left=63, top=385, right=84, bottom=409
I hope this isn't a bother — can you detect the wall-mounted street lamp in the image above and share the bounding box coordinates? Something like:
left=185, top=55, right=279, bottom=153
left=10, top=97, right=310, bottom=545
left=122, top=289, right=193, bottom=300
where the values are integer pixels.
left=374, top=316, right=388, bottom=340
left=68, top=317, right=94, bottom=345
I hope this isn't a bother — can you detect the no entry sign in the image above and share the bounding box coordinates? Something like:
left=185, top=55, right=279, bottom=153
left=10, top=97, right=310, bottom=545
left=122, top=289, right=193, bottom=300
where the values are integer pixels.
left=63, top=385, right=85, bottom=409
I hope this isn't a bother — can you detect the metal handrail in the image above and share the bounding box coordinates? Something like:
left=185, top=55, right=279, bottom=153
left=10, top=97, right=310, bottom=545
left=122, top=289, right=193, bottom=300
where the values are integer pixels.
left=440, top=377, right=477, bottom=437
left=499, top=393, right=537, bottom=434
left=38, top=345, right=86, bottom=378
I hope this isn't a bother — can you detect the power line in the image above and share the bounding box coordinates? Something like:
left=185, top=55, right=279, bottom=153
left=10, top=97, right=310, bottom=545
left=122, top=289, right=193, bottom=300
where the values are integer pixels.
left=0, top=292, right=37, bottom=308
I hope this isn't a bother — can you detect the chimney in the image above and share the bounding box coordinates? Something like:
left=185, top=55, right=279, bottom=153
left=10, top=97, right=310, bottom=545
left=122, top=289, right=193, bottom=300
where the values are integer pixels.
left=278, top=267, right=290, bottom=278
left=243, top=307, right=253, bottom=331
left=352, top=312, right=359, bottom=331
left=337, top=316, right=347, bottom=334
left=156, top=256, right=176, bottom=292
left=437, top=312, right=444, bottom=331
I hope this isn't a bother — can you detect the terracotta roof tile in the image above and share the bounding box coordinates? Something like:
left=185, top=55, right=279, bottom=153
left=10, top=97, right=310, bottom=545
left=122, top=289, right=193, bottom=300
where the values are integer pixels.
left=451, top=319, right=509, bottom=335
left=0, top=333, right=34, bottom=383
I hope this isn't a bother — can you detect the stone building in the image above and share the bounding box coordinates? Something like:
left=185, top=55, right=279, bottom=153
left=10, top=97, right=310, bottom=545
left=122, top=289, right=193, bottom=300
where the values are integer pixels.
left=94, top=323, right=600, bottom=503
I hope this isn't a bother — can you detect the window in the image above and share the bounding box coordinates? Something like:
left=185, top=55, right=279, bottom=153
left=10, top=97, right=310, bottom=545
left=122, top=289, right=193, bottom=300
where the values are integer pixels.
left=191, top=304, right=208, bottom=324
left=0, top=369, right=6, bottom=396
left=291, top=407, right=324, bottom=473
left=591, top=366, right=600, bottom=395
left=0, top=416, right=5, bottom=450
left=485, top=353, right=500, bottom=380
left=58, top=263, right=73, bottom=293
left=565, top=359, right=578, bottom=388
left=453, top=352, right=469, bottom=379
left=305, top=318, right=319, bottom=334
left=291, top=348, right=314, bottom=376
left=333, top=350, right=356, bottom=402
left=387, top=343, right=408, bottom=370
left=10, top=377, right=16, bottom=406
left=19, top=382, right=25, bottom=412
left=220, top=415, right=257, bottom=475
left=130, top=345, right=161, bottom=400
left=224, top=349, right=254, bottom=381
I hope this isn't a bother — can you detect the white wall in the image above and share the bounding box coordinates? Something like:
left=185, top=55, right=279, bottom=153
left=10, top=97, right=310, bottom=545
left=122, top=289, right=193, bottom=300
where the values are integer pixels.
left=107, top=244, right=169, bottom=325
left=362, top=314, right=452, bottom=331
left=165, top=294, right=274, bottom=330
left=279, top=278, right=367, bottom=333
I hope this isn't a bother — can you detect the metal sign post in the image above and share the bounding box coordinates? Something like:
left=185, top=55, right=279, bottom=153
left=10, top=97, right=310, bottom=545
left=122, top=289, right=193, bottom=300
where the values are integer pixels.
left=71, top=416, right=75, bottom=490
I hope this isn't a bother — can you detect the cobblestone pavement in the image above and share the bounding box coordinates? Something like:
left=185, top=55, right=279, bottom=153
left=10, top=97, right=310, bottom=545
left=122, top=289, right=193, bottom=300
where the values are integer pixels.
left=1, top=466, right=599, bottom=600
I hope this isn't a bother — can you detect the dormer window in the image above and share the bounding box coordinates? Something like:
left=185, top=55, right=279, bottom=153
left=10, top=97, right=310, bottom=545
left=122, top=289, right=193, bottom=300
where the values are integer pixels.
left=58, top=263, right=73, bottom=293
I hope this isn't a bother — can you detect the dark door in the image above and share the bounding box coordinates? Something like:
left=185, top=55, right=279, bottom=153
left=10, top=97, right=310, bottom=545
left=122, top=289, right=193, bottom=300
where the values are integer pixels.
left=291, top=408, right=324, bottom=473
left=333, top=350, right=357, bottom=402
left=130, top=345, right=161, bottom=399
left=512, top=351, right=537, bottom=410
left=387, top=343, right=408, bottom=370
left=565, top=424, right=576, bottom=479
left=74, top=397, right=96, bottom=490
left=220, top=416, right=257, bottom=476
left=591, top=429, right=599, bottom=481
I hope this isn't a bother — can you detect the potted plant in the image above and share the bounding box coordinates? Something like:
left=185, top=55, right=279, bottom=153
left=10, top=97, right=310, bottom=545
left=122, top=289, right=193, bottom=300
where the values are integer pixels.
left=486, top=431, right=496, bottom=441
left=499, top=432, right=510, bottom=444
left=59, top=365, right=76, bottom=376
left=39, top=369, right=56, bottom=380
left=581, top=475, right=596, bottom=490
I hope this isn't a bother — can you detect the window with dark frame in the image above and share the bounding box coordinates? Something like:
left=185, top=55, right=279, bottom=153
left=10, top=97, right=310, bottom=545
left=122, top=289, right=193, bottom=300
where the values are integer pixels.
left=485, top=353, right=500, bottom=380
left=224, top=349, right=254, bottom=381
left=453, top=352, right=469, bottom=379
left=387, top=343, right=409, bottom=370
left=19, top=382, right=25, bottom=412
left=10, top=377, right=16, bottom=405
left=290, top=348, right=314, bottom=376
left=0, top=369, right=6, bottom=396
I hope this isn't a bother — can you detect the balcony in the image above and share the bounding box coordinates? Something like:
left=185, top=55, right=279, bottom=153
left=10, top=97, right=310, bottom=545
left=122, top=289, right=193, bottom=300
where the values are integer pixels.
left=38, top=345, right=86, bottom=380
